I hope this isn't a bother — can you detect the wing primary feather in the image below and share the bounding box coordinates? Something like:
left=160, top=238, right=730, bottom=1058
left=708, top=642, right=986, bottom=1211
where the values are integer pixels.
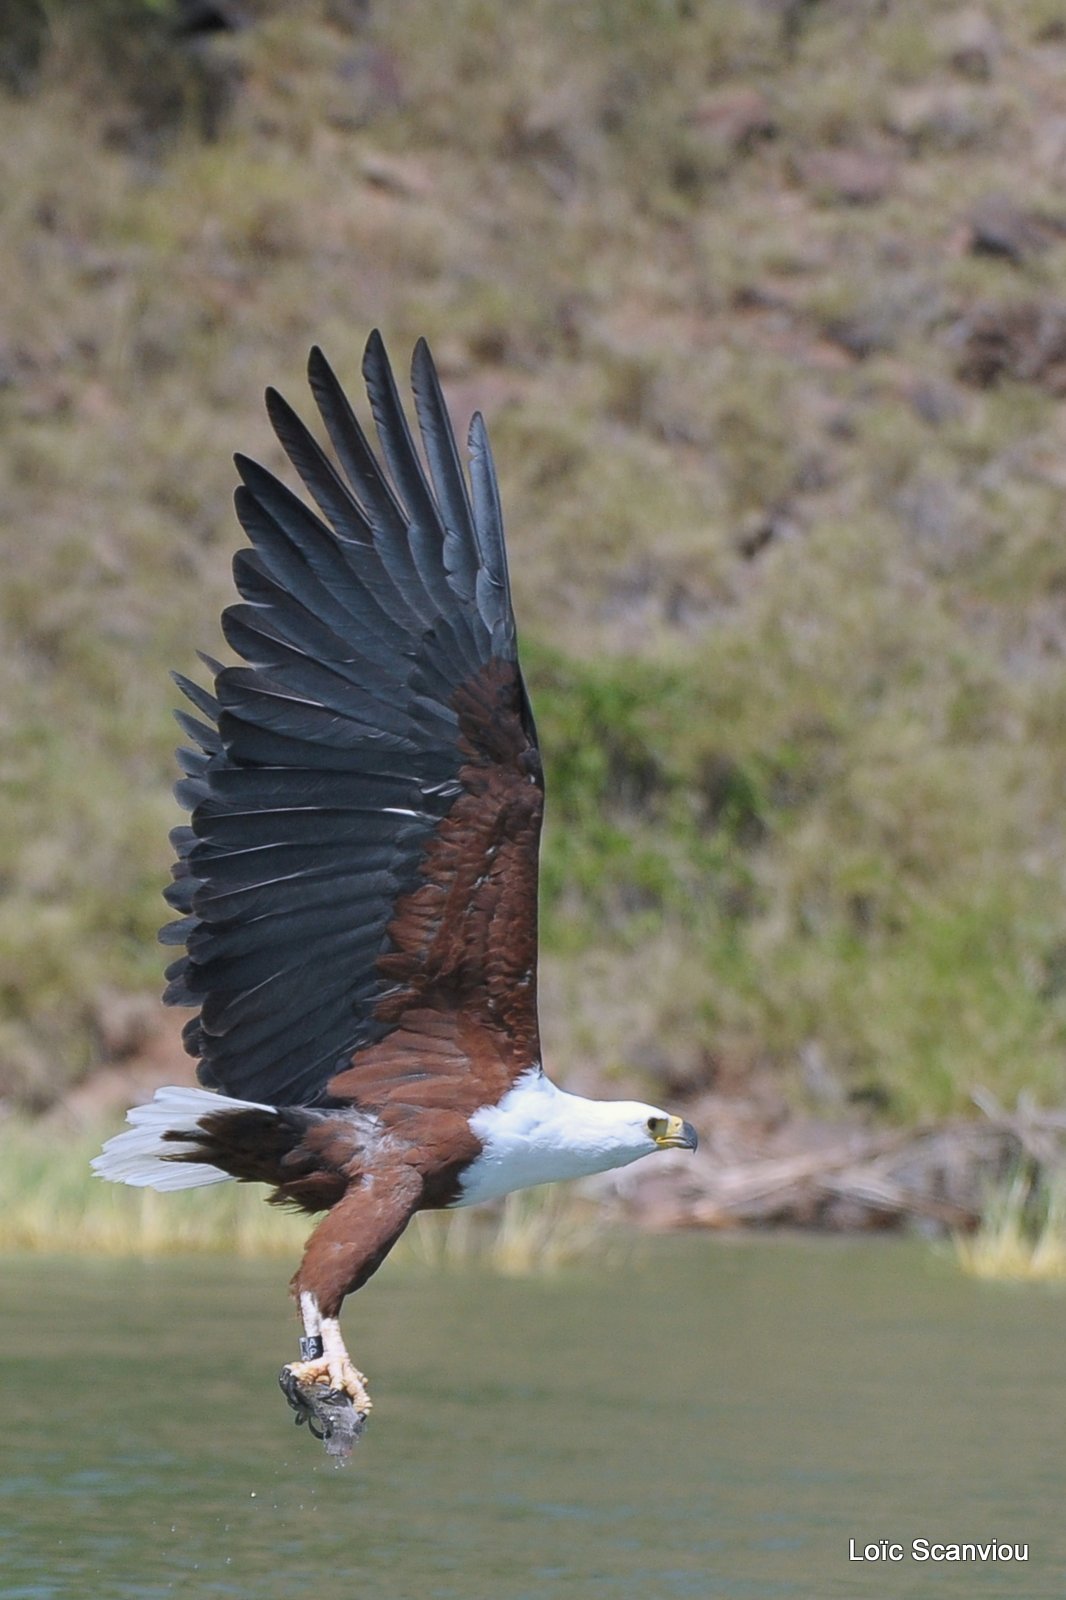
left=174, top=708, right=222, bottom=754
left=410, top=337, right=479, bottom=603
left=264, top=386, right=440, bottom=640
left=361, top=331, right=440, bottom=538
left=172, top=671, right=220, bottom=723
left=307, top=344, right=407, bottom=531
left=361, top=331, right=467, bottom=624
left=163, top=878, right=196, bottom=913
left=264, top=386, right=375, bottom=547
left=467, top=411, right=514, bottom=645
left=175, top=775, right=212, bottom=810
left=175, top=745, right=210, bottom=778
left=219, top=613, right=431, bottom=738
left=232, top=493, right=401, bottom=648
left=306, top=345, right=435, bottom=620
left=227, top=552, right=406, bottom=682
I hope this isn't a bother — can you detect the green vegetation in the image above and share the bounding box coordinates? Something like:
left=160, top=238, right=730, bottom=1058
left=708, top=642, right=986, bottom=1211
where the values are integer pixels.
left=956, top=1167, right=1066, bottom=1282
left=4, top=0, right=1066, bottom=1122
left=0, top=1119, right=612, bottom=1271
left=0, top=1120, right=309, bottom=1256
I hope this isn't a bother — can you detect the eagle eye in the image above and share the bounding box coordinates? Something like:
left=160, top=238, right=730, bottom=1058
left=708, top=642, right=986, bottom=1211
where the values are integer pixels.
left=647, top=1116, right=667, bottom=1138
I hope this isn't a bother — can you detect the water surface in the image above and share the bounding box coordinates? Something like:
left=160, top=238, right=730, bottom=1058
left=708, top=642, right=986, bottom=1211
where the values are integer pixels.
left=0, top=1237, right=1061, bottom=1598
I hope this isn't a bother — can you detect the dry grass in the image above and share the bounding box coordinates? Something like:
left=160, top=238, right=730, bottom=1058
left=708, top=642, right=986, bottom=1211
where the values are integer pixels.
left=0, top=1120, right=310, bottom=1257
left=0, top=1119, right=615, bottom=1271
left=955, top=1170, right=1066, bottom=1282
left=401, top=1185, right=620, bottom=1276
left=4, top=0, right=1066, bottom=1122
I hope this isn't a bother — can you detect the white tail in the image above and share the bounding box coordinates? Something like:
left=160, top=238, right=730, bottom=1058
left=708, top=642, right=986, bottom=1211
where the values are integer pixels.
left=91, top=1085, right=277, bottom=1192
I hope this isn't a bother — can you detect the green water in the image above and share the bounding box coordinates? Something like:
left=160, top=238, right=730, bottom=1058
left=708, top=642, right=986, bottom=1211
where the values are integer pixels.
left=0, top=1238, right=1061, bottom=1599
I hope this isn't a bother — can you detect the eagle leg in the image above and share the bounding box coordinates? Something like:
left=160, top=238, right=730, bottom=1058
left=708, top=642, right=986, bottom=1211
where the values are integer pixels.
left=279, top=1315, right=370, bottom=1460
left=279, top=1166, right=422, bottom=1451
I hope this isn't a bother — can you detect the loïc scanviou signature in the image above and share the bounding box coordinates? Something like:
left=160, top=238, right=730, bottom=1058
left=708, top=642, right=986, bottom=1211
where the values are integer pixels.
left=849, top=1538, right=1029, bottom=1564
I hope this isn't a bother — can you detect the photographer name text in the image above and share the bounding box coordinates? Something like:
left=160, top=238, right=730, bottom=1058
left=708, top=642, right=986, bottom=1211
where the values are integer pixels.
left=849, top=1539, right=1028, bottom=1564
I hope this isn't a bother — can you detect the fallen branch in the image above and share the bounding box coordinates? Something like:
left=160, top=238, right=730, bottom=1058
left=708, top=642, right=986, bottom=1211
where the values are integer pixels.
left=600, top=1096, right=1066, bottom=1234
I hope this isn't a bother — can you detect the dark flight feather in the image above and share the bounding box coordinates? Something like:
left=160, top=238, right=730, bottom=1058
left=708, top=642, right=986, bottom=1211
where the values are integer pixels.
left=411, top=338, right=479, bottom=604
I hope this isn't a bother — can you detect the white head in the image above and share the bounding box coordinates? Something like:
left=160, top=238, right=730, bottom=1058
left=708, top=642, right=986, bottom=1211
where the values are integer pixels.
left=553, top=1095, right=700, bottom=1167
left=460, top=1076, right=699, bottom=1206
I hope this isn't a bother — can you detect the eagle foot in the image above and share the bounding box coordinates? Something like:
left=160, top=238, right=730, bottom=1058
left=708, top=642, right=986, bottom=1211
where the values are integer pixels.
left=278, top=1365, right=368, bottom=1462
left=284, top=1351, right=372, bottom=1410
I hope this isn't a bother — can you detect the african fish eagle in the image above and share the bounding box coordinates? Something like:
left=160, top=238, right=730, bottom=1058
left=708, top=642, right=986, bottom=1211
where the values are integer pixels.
left=93, top=333, right=698, bottom=1442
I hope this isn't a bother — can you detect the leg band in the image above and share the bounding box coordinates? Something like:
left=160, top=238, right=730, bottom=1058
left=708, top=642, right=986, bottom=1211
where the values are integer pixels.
left=300, top=1335, right=324, bottom=1361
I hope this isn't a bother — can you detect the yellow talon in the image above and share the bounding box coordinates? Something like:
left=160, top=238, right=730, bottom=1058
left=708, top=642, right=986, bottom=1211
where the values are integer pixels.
left=284, top=1354, right=372, bottom=1412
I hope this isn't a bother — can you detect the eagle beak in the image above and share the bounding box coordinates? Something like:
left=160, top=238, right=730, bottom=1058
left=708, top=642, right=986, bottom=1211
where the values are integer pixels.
left=655, top=1115, right=698, bottom=1152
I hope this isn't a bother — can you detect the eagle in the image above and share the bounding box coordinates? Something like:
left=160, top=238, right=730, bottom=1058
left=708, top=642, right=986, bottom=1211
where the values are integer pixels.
left=93, top=333, right=697, bottom=1448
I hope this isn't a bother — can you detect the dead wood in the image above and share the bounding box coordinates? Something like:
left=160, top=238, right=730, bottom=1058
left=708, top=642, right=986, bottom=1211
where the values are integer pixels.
left=599, top=1093, right=1066, bottom=1234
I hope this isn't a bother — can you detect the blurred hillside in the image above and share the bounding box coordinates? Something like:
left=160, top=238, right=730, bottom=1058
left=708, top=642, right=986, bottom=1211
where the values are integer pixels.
left=4, top=0, right=1066, bottom=1120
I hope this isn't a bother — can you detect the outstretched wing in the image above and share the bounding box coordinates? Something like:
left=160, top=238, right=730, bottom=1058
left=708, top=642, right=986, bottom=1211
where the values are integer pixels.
left=161, top=334, right=544, bottom=1112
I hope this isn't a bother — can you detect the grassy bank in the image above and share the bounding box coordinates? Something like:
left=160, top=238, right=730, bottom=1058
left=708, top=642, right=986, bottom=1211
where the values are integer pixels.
left=0, top=1120, right=612, bottom=1272
left=7, top=1118, right=1065, bottom=1285
left=4, top=0, right=1066, bottom=1122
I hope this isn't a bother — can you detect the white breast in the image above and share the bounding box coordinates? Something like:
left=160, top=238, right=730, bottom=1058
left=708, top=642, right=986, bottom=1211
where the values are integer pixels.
left=454, top=1071, right=653, bottom=1207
